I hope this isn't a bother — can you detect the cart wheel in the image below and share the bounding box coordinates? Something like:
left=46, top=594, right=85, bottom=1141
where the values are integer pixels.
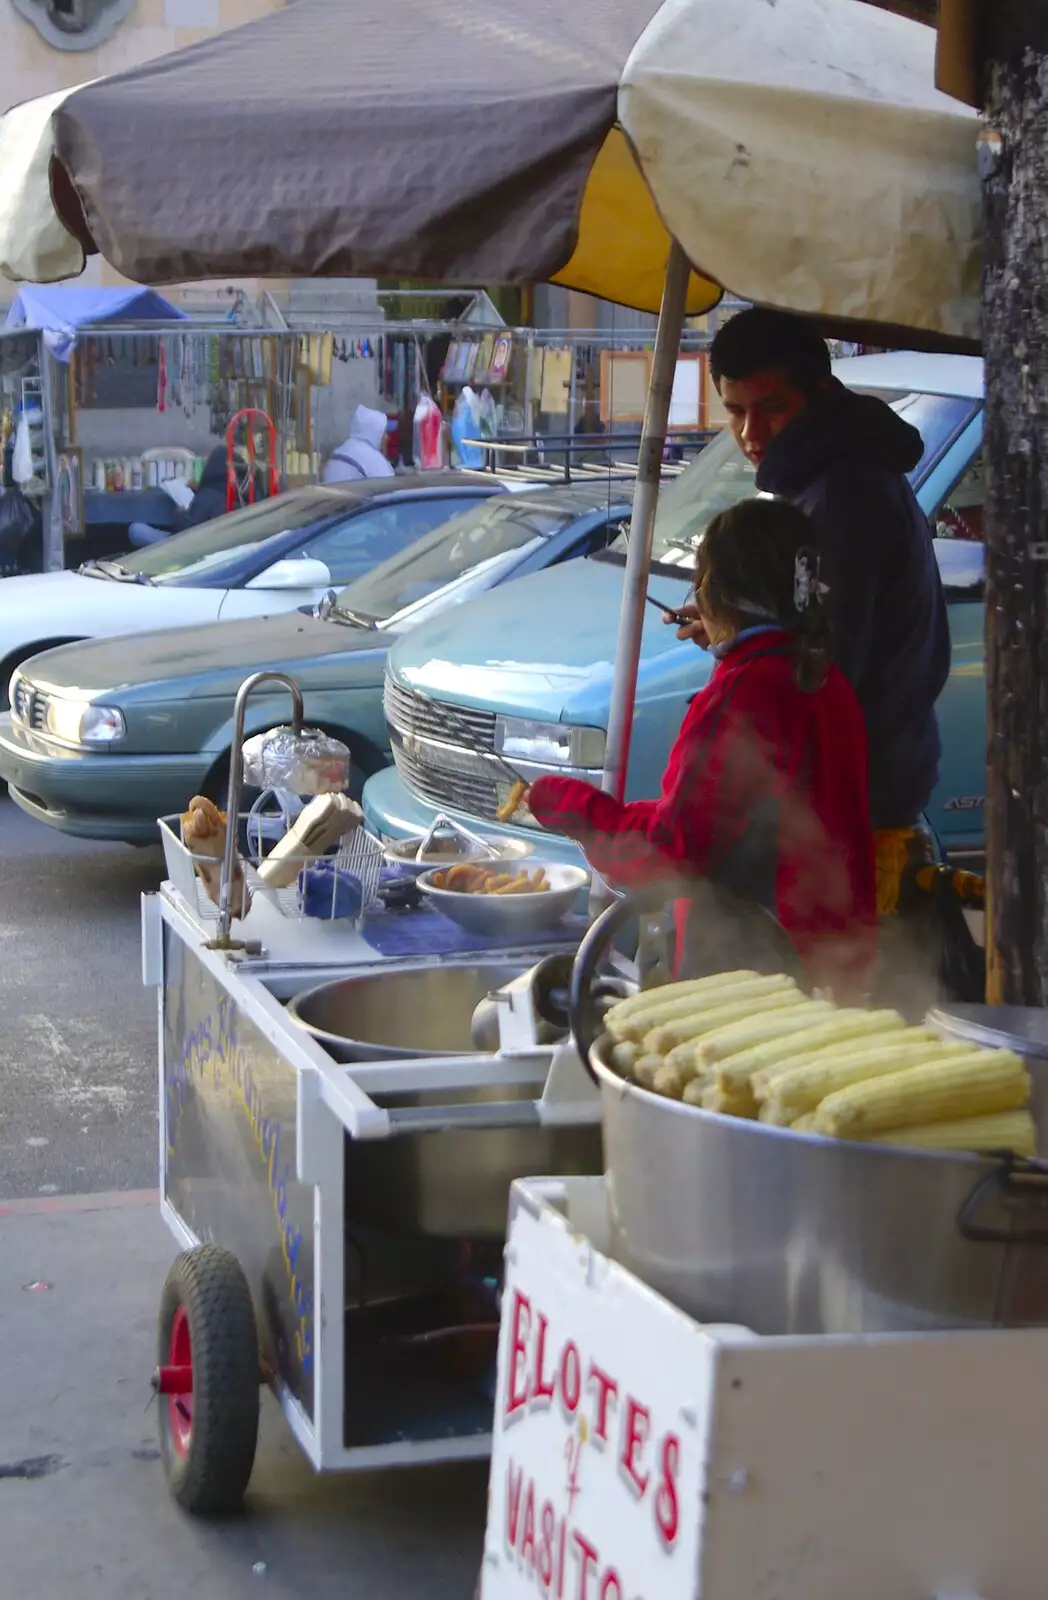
left=156, top=1245, right=260, bottom=1514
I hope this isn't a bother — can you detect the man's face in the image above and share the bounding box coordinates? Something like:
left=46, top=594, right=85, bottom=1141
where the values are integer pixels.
left=718, top=368, right=809, bottom=467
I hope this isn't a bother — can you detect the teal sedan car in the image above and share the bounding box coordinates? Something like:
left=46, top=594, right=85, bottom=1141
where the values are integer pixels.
left=0, top=486, right=632, bottom=842
left=366, top=353, right=987, bottom=869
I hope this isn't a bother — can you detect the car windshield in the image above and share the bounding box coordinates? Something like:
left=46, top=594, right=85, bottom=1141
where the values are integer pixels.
left=117, top=490, right=350, bottom=582
left=607, top=388, right=978, bottom=573
left=331, top=498, right=568, bottom=625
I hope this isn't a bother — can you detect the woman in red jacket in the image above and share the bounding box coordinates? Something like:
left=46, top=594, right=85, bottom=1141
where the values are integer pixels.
left=527, top=497, right=877, bottom=998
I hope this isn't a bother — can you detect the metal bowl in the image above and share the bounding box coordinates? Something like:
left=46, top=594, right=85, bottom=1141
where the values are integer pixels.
left=287, top=960, right=530, bottom=1062
left=382, top=833, right=534, bottom=878
left=417, top=862, right=590, bottom=937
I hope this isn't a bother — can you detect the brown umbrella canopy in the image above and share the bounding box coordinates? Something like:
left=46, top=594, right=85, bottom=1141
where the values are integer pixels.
left=52, top=0, right=677, bottom=295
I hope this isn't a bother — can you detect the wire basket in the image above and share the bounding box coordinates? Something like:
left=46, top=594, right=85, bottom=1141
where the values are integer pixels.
left=158, top=815, right=384, bottom=925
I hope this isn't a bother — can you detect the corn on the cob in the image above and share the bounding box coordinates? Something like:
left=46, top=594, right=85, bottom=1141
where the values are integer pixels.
left=682, top=1075, right=713, bottom=1107
left=652, top=1062, right=685, bottom=1101
left=689, top=1000, right=835, bottom=1069
left=615, top=974, right=798, bottom=1044
left=603, top=971, right=761, bottom=1040
left=715, top=1010, right=906, bottom=1091
left=758, top=1099, right=794, bottom=1126
left=790, top=1112, right=817, bottom=1133
left=644, top=989, right=802, bottom=1056
left=759, top=1040, right=982, bottom=1123
left=610, top=1041, right=641, bottom=1076
left=813, top=1049, right=1030, bottom=1140
left=750, top=1025, right=940, bottom=1099
left=701, top=1079, right=757, bottom=1119
left=633, top=1054, right=664, bottom=1089
left=867, top=1109, right=1036, bottom=1157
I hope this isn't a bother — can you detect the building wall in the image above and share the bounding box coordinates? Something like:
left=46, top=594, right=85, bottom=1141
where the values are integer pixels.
left=1, top=0, right=284, bottom=293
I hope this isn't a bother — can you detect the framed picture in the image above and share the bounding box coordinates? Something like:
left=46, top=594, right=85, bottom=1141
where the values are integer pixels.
left=56, top=447, right=84, bottom=540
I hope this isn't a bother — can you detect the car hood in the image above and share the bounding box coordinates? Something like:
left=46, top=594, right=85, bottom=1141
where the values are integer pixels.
left=23, top=609, right=393, bottom=699
left=388, top=558, right=705, bottom=723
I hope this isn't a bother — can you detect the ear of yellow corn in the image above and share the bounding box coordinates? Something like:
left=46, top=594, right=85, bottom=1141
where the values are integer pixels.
left=652, top=1062, right=685, bottom=1100
left=759, top=1041, right=983, bottom=1123
left=616, top=974, right=799, bottom=1044
left=867, top=1109, right=1036, bottom=1157
left=701, top=1079, right=758, bottom=1119
left=633, top=1054, right=664, bottom=1089
left=715, top=1010, right=906, bottom=1091
left=750, top=1025, right=941, bottom=1099
left=682, top=1075, right=713, bottom=1107
left=610, top=1041, right=641, bottom=1075
left=790, top=1113, right=818, bottom=1133
left=690, top=1000, right=835, bottom=1069
left=603, top=970, right=762, bottom=1039
left=644, top=989, right=803, bottom=1056
left=813, top=1050, right=1030, bottom=1140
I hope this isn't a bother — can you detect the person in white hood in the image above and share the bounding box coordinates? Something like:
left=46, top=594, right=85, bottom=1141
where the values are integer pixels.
left=322, top=405, right=395, bottom=483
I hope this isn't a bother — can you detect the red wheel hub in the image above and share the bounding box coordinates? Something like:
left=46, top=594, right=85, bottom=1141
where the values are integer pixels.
left=167, top=1305, right=194, bottom=1458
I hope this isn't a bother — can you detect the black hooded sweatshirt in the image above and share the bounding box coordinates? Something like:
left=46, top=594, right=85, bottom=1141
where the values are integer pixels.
left=754, top=378, right=951, bottom=830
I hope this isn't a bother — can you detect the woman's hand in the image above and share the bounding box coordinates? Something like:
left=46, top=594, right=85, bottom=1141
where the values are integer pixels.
left=664, top=602, right=709, bottom=649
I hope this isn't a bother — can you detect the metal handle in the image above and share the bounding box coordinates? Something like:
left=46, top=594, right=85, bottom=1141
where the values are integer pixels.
left=569, top=887, right=666, bottom=1083
left=385, top=1100, right=542, bottom=1135
left=957, top=1155, right=1048, bottom=1245
left=218, top=671, right=305, bottom=943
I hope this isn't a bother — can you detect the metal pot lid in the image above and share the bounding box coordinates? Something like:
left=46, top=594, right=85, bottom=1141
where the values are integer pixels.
left=927, top=1004, right=1048, bottom=1060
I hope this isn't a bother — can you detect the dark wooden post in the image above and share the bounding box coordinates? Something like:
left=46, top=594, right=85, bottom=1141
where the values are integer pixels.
left=979, top=2, right=1048, bottom=1003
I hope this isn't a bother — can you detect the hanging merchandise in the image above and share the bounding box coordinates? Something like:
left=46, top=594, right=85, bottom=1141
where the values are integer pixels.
left=156, top=338, right=168, bottom=413
left=413, top=393, right=444, bottom=471
left=540, top=348, right=573, bottom=415
left=477, top=387, right=499, bottom=440
left=451, top=385, right=484, bottom=469
left=11, top=414, right=35, bottom=486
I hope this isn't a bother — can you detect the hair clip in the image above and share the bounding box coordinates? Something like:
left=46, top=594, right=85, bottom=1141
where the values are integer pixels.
left=794, top=548, right=829, bottom=612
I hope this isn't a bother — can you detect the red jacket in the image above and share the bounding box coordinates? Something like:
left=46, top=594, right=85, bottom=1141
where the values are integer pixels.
left=529, top=630, right=876, bottom=992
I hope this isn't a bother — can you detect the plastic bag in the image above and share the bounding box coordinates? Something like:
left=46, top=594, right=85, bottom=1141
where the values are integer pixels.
left=413, top=394, right=445, bottom=471
left=12, top=418, right=35, bottom=487
left=477, top=387, right=499, bottom=440
left=241, top=724, right=350, bottom=794
left=0, top=487, right=36, bottom=571
left=451, top=386, right=484, bottom=469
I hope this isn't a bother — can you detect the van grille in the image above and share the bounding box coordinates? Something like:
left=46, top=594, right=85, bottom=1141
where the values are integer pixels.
left=383, top=675, right=503, bottom=821
left=11, top=680, right=48, bottom=732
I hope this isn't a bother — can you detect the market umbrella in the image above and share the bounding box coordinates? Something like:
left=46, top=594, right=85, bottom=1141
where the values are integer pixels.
left=0, top=0, right=981, bottom=806
left=0, top=0, right=978, bottom=340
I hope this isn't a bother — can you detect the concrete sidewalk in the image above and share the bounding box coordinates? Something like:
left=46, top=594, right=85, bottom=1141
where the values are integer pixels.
left=0, top=1191, right=487, bottom=1599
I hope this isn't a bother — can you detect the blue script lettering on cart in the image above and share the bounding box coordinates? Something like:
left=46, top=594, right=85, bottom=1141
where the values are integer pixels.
left=165, top=1000, right=314, bottom=1377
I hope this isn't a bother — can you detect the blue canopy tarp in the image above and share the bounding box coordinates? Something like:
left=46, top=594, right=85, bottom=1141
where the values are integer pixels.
left=4, top=283, right=186, bottom=361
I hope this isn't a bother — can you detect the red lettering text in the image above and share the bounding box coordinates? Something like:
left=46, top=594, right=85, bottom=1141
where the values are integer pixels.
left=654, top=1433, right=681, bottom=1548
left=619, top=1397, right=651, bottom=1499
left=559, top=1341, right=582, bottom=1416
left=538, top=1501, right=556, bottom=1590
left=521, top=1479, right=537, bottom=1572
left=600, top=1571, right=623, bottom=1600
left=532, top=1314, right=557, bottom=1405
left=572, top=1530, right=600, bottom=1600
left=556, top=1517, right=567, bottom=1599
left=587, top=1363, right=619, bottom=1445
left=506, top=1291, right=531, bottom=1417
left=506, top=1458, right=525, bottom=1552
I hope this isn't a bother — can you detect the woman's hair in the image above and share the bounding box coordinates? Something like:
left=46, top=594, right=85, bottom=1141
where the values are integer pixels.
left=695, top=497, right=832, bottom=692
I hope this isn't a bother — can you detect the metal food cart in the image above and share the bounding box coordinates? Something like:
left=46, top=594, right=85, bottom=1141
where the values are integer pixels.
left=142, top=675, right=613, bottom=1511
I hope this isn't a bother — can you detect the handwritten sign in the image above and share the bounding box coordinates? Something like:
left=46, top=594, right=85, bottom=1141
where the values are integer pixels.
left=482, top=1191, right=709, bottom=1600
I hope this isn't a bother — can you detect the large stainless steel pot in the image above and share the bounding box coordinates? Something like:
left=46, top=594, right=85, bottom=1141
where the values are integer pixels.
left=287, top=961, right=531, bottom=1061
left=289, top=958, right=603, bottom=1237
left=570, top=891, right=1048, bottom=1336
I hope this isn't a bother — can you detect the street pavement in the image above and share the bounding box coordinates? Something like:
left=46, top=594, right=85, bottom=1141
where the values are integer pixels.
left=0, top=795, right=487, bottom=1597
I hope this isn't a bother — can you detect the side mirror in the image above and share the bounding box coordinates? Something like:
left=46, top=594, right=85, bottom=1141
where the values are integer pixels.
left=246, top=556, right=332, bottom=591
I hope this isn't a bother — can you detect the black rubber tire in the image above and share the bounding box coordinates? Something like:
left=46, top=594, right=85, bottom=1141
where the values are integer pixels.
left=157, top=1245, right=260, bottom=1514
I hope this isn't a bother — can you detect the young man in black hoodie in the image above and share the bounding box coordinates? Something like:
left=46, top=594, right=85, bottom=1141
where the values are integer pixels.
left=676, top=307, right=951, bottom=841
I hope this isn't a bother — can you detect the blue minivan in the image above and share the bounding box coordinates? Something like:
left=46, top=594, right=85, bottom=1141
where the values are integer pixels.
left=364, top=354, right=986, bottom=868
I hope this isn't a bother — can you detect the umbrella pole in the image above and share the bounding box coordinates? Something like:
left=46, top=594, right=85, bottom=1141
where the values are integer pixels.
left=600, top=240, right=690, bottom=803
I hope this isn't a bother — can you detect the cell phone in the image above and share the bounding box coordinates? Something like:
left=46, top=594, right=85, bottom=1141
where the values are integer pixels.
left=646, top=592, right=691, bottom=626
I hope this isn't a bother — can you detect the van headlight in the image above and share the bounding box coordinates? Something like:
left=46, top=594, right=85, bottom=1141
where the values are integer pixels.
left=494, top=717, right=605, bottom=769
left=45, top=697, right=126, bottom=745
